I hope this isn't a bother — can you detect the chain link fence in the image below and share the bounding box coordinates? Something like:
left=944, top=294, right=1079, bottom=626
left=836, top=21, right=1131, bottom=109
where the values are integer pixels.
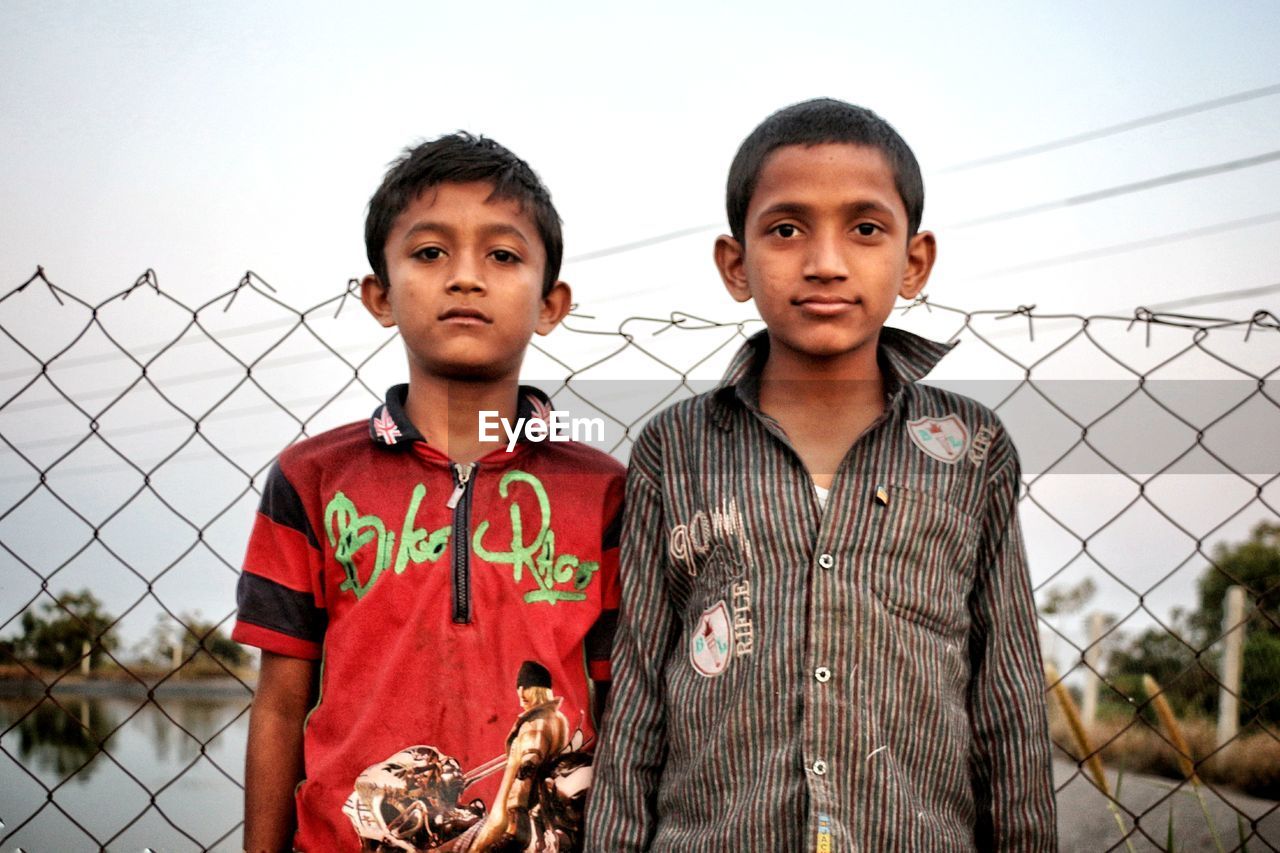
left=0, top=267, right=1277, bottom=850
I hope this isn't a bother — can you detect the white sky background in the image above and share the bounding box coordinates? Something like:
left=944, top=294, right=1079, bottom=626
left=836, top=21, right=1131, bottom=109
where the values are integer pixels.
left=2, top=1, right=1279, bottom=662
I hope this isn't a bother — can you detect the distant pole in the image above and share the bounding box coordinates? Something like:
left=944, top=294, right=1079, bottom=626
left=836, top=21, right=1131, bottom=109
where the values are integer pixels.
left=1082, top=611, right=1105, bottom=728
left=1040, top=625, right=1059, bottom=675
left=1217, top=585, right=1246, bottom=751
left=80, top=639, right=91, bottom=675
left=171, top=624, right=184, bottom=671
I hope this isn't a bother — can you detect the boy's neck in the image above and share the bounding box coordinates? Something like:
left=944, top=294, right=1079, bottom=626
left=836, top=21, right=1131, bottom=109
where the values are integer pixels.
left=757, top=334, right=888, bottom=490
left=403, top=372, right=520, bottom=464
left=759, top=333, right=886, bottom=407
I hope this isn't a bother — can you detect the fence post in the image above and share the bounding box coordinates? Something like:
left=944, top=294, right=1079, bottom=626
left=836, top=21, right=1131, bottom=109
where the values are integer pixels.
left=1081, top=611, right=1104, bottom=728
left=1216, top=585, right=1246, bottom=751
left=80, top=639, right=91, bottom=675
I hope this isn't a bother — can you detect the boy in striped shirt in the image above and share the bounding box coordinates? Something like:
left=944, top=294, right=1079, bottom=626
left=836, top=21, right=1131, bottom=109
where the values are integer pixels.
left=588, top=99, right=1056, bottom=851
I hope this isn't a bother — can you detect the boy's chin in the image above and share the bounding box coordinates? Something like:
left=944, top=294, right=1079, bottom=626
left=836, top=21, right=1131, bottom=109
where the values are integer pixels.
left=774, top=330, right=878, bottom=361
left=419, top=355, right=521, bottom=384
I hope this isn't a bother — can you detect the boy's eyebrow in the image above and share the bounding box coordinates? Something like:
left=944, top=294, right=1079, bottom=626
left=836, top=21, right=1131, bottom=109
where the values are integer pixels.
left=400, top=221, right=531, bottom=245
left=841, top=200, right=897, bottom=218
left=477, top=223, right=532, bottom=245
left=756, top=200, right=898, bottom=220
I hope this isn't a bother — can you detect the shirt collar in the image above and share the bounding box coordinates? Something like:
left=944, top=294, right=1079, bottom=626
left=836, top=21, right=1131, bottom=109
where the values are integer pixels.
left=710, top=326, right=957, bottom=428
left=368, top=384, right=555, bottom=448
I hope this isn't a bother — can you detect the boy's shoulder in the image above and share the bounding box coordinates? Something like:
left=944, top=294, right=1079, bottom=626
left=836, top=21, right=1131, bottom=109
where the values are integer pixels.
left=532, top=435, right=627, bottom=478
left=503, top=384, right=626, bottom=479
left=905, top=379, right=1004, bottom=430
left=632, top=388, right=724, bottom=446
left=274, top=418, right=372, bottom=476
left=899, top=379, right=1020, bottom=479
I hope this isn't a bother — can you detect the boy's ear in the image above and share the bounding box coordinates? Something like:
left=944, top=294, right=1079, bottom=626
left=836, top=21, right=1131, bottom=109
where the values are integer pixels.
left=715, top=234, right=752, bottom=303
left=899, top=230, right=937, bottom=301
left=535, top=280, right=573, bottom=336
left=360, top=274, right=397, bottom=328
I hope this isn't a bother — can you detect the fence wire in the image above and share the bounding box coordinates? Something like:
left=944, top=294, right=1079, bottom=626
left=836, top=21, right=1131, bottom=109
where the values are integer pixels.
left=0, top=267, right=1277, bottom=851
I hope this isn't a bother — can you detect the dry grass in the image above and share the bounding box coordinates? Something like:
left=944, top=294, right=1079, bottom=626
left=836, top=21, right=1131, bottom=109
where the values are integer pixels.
left=1143, top=674, right=1199, bottom=783
left=1050, top=704, right=1280, bottom=800
left=1046, top=663, right=1110, bottom=794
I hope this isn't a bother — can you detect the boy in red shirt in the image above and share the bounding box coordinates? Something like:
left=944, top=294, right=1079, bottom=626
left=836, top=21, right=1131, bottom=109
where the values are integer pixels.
left=233, top=133, right=624, bottom=852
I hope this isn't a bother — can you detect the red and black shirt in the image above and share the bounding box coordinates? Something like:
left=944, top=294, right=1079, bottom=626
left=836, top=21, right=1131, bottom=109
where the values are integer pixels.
left=232, top=385, right=624, bottom=851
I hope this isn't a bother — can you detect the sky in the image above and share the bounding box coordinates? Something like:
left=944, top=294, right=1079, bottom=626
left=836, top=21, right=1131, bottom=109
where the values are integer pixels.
left=1, top=1, right=1278, bottom=664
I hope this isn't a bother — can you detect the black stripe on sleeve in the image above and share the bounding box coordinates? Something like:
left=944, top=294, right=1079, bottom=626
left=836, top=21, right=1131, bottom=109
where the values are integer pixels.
left=260, top=461, right=320, bottom=549
left=236, top=570, right=328, bottom=643
left=584, top=609, right=619, bottom=662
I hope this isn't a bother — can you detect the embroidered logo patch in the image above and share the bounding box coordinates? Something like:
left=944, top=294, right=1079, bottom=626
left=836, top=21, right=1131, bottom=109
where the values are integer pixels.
left=373, top=407, right=401, bottom=445
left=526, top=392, right=553, bottom=425
left=690, top=600, right=734, bottom=677
left=907, top=414, right=970, bottom=464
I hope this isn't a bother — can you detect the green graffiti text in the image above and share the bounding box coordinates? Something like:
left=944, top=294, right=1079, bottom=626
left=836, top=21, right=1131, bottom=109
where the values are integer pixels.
left=472, top=470, right=599, bottom=604
left=325, top=482, right=450, bottom=599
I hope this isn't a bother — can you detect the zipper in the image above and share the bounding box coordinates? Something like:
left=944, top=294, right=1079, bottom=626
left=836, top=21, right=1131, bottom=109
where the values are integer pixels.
left=447, top=462, right=476, bottom=623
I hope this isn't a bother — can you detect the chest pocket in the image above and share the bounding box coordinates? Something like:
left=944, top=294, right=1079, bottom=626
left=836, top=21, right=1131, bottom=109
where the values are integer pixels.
left=865, top=485, right=980, bottom=637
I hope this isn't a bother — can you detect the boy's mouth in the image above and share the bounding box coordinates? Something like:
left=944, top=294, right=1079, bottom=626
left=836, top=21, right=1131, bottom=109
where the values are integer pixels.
left=439, top=306, right=492, bottom=325
left=794, top=295, right=857, bottom=317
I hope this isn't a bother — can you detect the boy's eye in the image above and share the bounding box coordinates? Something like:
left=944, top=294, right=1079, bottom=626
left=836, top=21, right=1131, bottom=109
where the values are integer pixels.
left=491, top=249, right=520, bottom=264
left=773, top=223, right=799, bottom=238
left=415, top=246, right=445, bottom=261
left=854, top=223, right=880, bottom=237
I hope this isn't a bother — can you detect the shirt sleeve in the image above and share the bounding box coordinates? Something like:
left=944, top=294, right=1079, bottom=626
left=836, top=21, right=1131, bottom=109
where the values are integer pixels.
left=585, top=471, right=625, bottom=683
left=584, top=427, right=678, bottom=851
left=967, top=429, right=1058, bottom=851
left=231, top=459, right=327, bottom=660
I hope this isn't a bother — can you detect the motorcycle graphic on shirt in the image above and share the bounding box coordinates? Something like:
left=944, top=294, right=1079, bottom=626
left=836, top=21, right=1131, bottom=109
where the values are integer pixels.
left=341, top=661, right=594, bottom=852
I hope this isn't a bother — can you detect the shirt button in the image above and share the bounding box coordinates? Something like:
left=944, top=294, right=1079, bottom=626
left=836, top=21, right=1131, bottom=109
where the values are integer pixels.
left=815, top=666, right=831, bottom=683
left=812, top=759, right=828, bottom=776
left=817, top=553, right=835, bottom=570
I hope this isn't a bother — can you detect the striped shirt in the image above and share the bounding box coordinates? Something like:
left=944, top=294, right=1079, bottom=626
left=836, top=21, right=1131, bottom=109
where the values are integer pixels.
left=586, top=328, right=1056, bottom=852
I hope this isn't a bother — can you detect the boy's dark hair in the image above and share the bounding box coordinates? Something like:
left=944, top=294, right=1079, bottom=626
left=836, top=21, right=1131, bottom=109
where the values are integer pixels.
left=726, top=98, right=924, bottom=242
left=365, top=132, right=563, bottom=295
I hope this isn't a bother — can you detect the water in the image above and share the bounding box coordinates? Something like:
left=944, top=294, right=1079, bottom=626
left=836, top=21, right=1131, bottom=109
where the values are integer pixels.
left=0, top=691, right=250, bottom=851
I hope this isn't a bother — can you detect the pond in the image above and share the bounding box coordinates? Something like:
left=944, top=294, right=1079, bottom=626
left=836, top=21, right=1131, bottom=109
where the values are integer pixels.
left=0, top=691, right=250, bottom=851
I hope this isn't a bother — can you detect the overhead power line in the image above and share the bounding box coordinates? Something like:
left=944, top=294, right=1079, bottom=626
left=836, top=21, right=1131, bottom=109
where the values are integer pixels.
left=950, top=148, right=1280, bottom=230
left=940, top=82, right=1280, bottom=173
left=565, top=223, right=721, bottom=263
left=1142, top=281, right=1280, bottom=313
left=969, top=210, right=1280, bottom=279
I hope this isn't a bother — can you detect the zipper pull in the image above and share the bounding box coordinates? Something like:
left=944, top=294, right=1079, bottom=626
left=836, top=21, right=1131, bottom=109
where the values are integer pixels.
left=446, top=462, right=475, bottom=510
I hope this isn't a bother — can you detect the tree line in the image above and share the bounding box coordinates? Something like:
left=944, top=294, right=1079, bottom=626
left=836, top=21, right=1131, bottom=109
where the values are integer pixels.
left=0, top=590, right=246, bottom=675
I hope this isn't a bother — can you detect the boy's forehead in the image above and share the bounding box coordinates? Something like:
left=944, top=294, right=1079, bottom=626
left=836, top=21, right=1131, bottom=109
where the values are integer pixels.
left=393, top=180, right=538, bottom=237
left=750, top=142, right=903, bottom=217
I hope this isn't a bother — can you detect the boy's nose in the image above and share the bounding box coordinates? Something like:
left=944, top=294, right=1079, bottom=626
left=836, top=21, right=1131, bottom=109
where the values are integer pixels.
left=803, top=233, right=849, bottom=282
left=448, top=276, right=486, bottom=293
left=447, top=257, right=487, bottom=293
